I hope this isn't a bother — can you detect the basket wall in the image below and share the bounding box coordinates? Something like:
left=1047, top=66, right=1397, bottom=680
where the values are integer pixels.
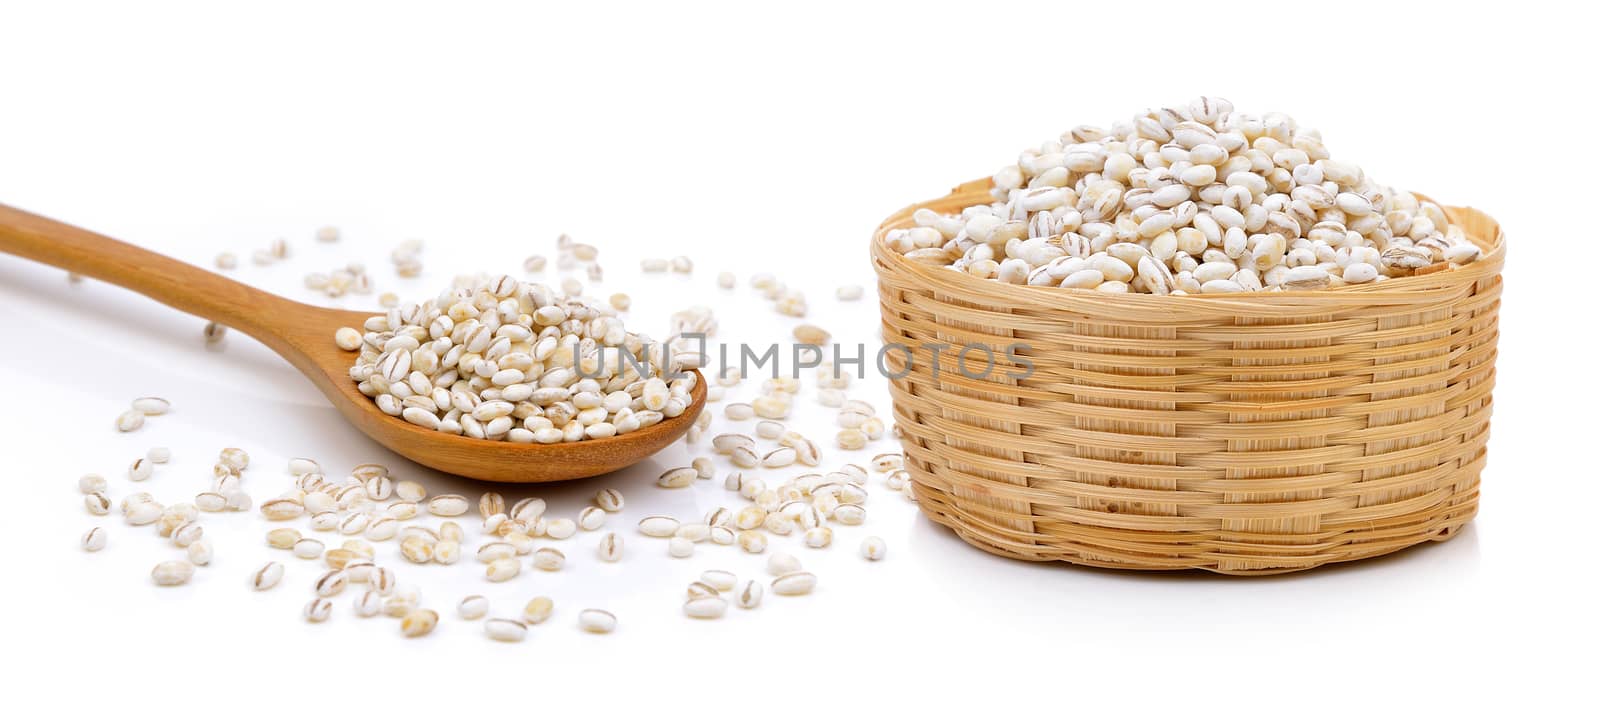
left=872, top=180, right=1504, bottom=575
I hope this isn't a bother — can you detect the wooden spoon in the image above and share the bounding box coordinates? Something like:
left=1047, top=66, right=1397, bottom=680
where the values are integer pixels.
left=0, top=204, right=704, bottom=483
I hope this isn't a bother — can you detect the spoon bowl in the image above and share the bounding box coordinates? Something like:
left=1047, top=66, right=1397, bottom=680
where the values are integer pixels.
left=0, top=203, right=704, bottom=483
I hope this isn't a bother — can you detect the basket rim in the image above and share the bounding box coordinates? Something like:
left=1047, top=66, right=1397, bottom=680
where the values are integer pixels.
left=872, top=177, right=1505, bottom=310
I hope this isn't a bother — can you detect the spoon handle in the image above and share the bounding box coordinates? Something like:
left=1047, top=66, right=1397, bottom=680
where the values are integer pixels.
left=0, top=203, right=297, bottom=335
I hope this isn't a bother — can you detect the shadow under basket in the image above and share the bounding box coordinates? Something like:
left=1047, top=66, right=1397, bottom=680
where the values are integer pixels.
left=872, top=178, right=1505, bottom=575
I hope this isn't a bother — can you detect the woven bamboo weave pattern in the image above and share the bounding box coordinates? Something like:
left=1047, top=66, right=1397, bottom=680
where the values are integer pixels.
left=872, top=179, right=1504, bottom=575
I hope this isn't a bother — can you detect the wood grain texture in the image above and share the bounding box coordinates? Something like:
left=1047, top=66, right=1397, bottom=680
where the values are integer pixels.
left=0, top=203, right=703, bottom=483
left=872, top=179, right=1504, bottom=574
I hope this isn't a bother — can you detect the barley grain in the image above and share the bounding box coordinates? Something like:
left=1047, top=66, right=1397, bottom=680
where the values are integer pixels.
left=860, top=536, right=887, bottom=561
left=713, top=433, right=755, bottom=454
left=803, top=527, right=834, bottom=548
left=767, top=552, right=801, bottom=576
left=225, top=490, right=253, bottom=512
left=267, top=528, right=300, bottom=550
left=668, top=536, right=694, bottom=558
left=343, top=562, right=376, bottom=583
left=476, top=542, right=516, bottom=563
left=704, top=506, right=731, bottom=528
left=860, top=417, right=886, bottom=440
left=657, top=467, right=697, bottom=489
left=485, top=618, right=528, bottom=642
left=354, top=591, right=383, bottom=617
left=128, top=397, right=170, bottom=416
left=597, top=532, right=623, bottom=562
left=314, top=570, right=349, bottom=597
left=836, top=429, right=867, bottom=450
left=121, top=492, right=154, bottom=514
left=700, top=570, right=737, bottom=591
left=839, top=463, right=868, bottom=484
left=251, top=562, right=284, bottom=590
left=739, top=478, right=767, bottom=500
left=84, top=492, right=111, bottom=516
left=575, top=506, right=606, bottom=531
left=578, top=609, right=616, bottom=633
left=338, top=511, right=372, bottom=536
left=115, top=410, right=145, bottom=432
left=478, top=492, right=506, bottom=518
left=216, top=448, right=248, bottom=471
left=261, top=499, right=305, bottom=521
left=638, top=516, right=679, bottom=537
left=523, top=596, right=554, bottom=624
left=170, top=522, right=204, bottom=547
left=196, top=322, right=231, bottom=349
left=400, top=609, right=439, bottom=637
left=82, top=527, right=107, bottom=552
left=78, top=474, right=107, bottom=494
left=125, top=501, right=162, bottom=525
left=684, top=597, right=728, bottom=619
left=737, top=580, right=763, bottom=609
left=772, top=571, right=817, bottom=595
left=870, top=453, right=904, bottom=473
left=400, top=535, right=435, bottom=564
left=365, top=516, right=400, bottom=541
left=334, top=327, right=362, bottom=351
left=458, top=595, right=490, bottom=620
left=832, top=504, right=866, bottom=525
left=303, top=598, right=333, bottom=623
left=544, top=518, right=576, bottom=539
left=594, top=488, right=624, bottom=512
left=484, top=517, right=523, bottom=544
left=675, top=523, right=710, bottom=543
left=426, top=494, right=468, bottom=517
left=485, top=557, right=522, bottom=582
left=433, top=539, right=461, bottom=564
left=730, top=446, right=759, bottom=468
left=435, top=518, right=460, bottom=540
left=737, top=531, right=768, bottom=554
left=383, top=596, right=414, bottom=619
left=187, top=539, right=213, bottom=565
left=151, top=560, right=194, bottom=586
left=532, top=547, right=566, bottom=571
left=294, top=537, right=324, bottom=560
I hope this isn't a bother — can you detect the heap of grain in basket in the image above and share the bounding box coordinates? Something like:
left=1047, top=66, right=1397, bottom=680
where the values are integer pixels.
left=884, top=97, right=1482, bottom=294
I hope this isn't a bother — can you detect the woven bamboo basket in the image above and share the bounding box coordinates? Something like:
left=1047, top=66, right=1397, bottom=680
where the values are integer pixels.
left=872, top=178, right=1504, bottom=575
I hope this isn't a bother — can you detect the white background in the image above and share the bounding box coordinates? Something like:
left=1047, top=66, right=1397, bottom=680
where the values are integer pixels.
left=0, top=1, right=1593, bottom=709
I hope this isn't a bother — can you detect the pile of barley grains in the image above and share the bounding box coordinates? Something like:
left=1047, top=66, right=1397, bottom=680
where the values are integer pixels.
left=81, top=390, right=913, bottom=640
left=886, top=96, right=1482, bottom=294
left=70, top=222, right=915, bottom=644
left=338, top=275, right=696, bottom=443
